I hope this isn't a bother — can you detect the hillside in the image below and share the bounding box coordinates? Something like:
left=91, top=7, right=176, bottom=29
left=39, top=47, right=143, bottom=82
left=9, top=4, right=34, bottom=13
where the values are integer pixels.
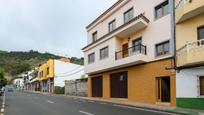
left=0, top=50, right=84, bottom=77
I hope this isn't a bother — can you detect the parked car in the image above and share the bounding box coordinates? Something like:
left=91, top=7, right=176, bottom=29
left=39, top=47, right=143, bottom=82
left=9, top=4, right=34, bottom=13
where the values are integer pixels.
left=6, top=85, right=14, bottom=92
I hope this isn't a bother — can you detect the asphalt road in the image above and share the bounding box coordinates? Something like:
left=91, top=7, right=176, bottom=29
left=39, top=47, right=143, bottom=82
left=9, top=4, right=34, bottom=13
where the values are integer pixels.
left=4, top=91, right=176, bottom=115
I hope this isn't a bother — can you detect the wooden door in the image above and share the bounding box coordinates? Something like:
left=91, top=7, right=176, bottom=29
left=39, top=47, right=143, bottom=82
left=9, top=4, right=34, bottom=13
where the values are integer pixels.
left=200, top=77, right=204, bottom=95
left=156, top=77, right=171, bottom=102
left=92, top=76, right=103, bottom=97
left=111, top=71, right=128, bottom=98
left=122, top=43, right=129, bottom=58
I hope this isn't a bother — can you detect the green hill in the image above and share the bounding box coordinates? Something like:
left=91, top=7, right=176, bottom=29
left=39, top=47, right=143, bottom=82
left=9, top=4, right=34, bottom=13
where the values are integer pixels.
left=0, top=50, right=84, bottom=77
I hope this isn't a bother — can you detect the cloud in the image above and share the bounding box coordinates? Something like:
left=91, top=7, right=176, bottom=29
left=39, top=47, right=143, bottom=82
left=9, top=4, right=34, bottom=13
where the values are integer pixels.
left=0, top=0, right=117, bottom=57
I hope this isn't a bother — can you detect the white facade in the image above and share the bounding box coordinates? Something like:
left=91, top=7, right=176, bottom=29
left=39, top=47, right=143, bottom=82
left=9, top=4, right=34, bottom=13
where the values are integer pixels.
left=83, top=0, right=174, bottom=74
left=176, top=67, right=204, bottom=98
left=14, top=78, right=24, bottom=89
left=54, top=60, right=84, bottom=87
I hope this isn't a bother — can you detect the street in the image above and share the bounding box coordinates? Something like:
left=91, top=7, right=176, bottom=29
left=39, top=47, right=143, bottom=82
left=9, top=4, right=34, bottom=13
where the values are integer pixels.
left=4, top=91, right=175, bottom=115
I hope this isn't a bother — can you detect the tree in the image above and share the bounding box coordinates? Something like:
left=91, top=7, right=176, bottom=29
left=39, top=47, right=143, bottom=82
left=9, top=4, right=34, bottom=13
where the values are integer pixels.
left=0, top=70, right=8, bottom=87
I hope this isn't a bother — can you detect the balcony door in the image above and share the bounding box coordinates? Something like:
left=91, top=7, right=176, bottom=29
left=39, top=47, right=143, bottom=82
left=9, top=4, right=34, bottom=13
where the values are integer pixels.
left=198, top=26, right=204, bottom=45
left=122, top=43, right=129, bottom=58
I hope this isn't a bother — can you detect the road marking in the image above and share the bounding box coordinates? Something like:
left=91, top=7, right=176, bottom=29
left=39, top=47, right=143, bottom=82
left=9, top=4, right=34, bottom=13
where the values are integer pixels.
left=113, top=104, right=177, bottom=115
left=79, top=111, right=94, bottom=115
left=1, top=93, right=6, bottom=115
left=88, top=100, right=95, bottom=103
left=47, top=100, right=54, bottom=104
left=99, top=102, right=106, bottom=105
left=1, top=108, right=4, bottom=112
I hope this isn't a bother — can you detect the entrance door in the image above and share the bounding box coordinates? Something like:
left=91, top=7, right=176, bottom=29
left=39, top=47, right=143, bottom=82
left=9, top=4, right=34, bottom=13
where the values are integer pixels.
left=156, top=77, right=170, bottom=102
left=92, top=76, right=103, bottom=97
left=122, top=43, right=129, bottom=58
left=110, top=71, right=128, bottom=98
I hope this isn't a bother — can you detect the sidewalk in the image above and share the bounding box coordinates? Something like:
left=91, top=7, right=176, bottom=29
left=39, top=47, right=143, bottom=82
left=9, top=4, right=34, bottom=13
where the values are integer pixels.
left=25, top=91, right=204, bottom=115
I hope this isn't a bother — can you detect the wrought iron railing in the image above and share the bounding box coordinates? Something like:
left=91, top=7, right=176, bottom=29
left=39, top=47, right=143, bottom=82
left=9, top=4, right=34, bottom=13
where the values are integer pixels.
left=115, top=44, right=146, bottom=60
left=175, top=0, right=192, bottom=9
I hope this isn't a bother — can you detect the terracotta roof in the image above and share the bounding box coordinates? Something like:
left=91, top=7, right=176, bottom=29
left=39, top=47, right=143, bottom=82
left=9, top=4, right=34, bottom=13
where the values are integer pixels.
left=82, top=13, right=150, bottom=51
left=60, top=57, right=70, bottom=62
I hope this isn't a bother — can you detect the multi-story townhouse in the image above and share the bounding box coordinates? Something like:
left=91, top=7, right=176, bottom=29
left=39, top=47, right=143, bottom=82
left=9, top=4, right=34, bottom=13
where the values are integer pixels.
left=38, top=59, right=84, bottom=93
left=83, top=0, right=176, bottom=106
left=175, top=0, right=204, bottom=109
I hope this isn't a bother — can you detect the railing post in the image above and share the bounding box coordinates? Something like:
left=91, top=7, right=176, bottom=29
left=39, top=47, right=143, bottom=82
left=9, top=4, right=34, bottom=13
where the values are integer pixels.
left=145, top=46, right=147, bottom=55
left=115, top=52, right=117, bottom=60
left=139, top=44, right=142, bottom=54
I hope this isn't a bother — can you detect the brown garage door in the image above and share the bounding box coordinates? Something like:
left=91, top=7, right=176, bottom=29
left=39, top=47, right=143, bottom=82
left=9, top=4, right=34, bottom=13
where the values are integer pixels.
left=92, top=76, right=103, bottom=97
left=110, top=71, right=128, bottom=98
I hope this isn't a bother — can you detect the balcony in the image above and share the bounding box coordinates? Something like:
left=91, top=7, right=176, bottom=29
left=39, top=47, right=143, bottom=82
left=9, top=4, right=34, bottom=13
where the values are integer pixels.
left=177, top=39, right=204, bottom=67
left=82, top=14, right=149, bottom=51
left=115, top=44, right=147, bottom=60
left=176, top=0, right=204, bottom=23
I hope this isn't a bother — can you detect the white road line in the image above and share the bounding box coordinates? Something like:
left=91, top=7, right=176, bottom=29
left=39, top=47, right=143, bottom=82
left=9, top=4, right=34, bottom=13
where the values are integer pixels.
left=47, top=100, right=54, bottom=104
left=79, top=110, right=94, bottom=115
left=113, top=104, right=177, bottom=115
left=88, top=100, right=95, bottom=103
left=99, top=102, right=106, bottom=105
left=1, top=108, right=4, bottom=112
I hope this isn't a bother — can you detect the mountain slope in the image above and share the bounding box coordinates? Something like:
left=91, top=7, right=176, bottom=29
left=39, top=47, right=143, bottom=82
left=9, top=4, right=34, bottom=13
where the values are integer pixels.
left=0, top=50, right=84, bottom=77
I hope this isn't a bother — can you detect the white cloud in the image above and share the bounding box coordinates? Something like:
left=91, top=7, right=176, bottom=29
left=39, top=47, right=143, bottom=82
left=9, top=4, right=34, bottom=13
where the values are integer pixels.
left=0, top=0, right=116, bottom=57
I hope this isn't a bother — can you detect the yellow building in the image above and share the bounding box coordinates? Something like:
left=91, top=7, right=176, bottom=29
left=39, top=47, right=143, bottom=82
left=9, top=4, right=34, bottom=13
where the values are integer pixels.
left=175, top=0, right=204, bottom=109
left=39, top=59, right=55, bottom=93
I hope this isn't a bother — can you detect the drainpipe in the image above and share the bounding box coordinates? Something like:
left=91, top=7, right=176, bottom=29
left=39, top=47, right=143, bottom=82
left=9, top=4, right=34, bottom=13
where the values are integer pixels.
left=172, top=0, right=177, bottom=71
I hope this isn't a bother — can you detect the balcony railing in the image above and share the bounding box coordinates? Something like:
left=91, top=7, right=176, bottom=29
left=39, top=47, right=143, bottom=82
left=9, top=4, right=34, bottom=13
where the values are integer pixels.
left=115, top=44, right=146, bottom=60
left=177, top=39, right=204, bottom=67
left=175, top=0, right=190, bottom=9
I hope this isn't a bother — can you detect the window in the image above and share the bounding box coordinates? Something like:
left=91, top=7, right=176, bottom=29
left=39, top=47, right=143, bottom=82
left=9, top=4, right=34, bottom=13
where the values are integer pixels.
left=92, top=31, right=97, bottom=42
left=132, top=38, right=142, bottom=52
left=200, top=77, right=204, bottom=96
left=41, top=71, right=44, bottom=78
left=47, top=67, right=49, bottom=75
left=88, top=53, right=95, bottom=64
left=124, top=7, right=134, bottom=23
left=109, top=20, right=116, bottom=32
left=198, top=26, right=204, bottom=45
left=155, top=0, right=169, bottom=19
left=100, top=46, right=109, bottom=60
left=156, top=41, right=170, bottom=56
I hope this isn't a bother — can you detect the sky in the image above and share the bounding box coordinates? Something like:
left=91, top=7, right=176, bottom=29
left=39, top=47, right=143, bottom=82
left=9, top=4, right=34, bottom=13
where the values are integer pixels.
left=0, top=0, right=117, bottom=57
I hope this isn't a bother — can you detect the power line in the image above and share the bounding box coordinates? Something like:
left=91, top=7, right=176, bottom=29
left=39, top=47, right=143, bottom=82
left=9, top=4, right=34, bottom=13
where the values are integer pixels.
left=55, top=68, right=84, bottom=78
left=56, top=65, right=83, bottom=76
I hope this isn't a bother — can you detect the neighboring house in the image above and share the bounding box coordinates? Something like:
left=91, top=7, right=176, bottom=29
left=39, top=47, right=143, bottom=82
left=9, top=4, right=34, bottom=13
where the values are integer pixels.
left=38, top=59, right=84, bottom=93
left=83, top=0, right=176, bottom=106
left=175, top=0, right=204, bottom=109
left=65, top=78, right=88, bottom=96
left=23, top=70, right=34, bottom=91
left=14, top=78, right=24, bottom=90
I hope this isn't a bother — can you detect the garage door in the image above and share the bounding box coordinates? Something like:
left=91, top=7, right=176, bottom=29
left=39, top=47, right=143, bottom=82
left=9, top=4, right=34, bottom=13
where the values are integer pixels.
left=111, top=71, right=128, bottom=98
left=92, top=76, right=103, bottom=97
